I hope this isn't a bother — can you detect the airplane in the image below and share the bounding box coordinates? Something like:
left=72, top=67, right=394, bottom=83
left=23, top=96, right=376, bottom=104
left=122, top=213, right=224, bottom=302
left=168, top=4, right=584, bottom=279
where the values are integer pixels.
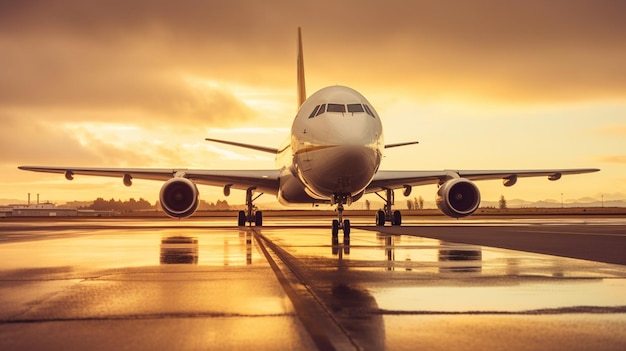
left=19, top=28, right=599, bottom=238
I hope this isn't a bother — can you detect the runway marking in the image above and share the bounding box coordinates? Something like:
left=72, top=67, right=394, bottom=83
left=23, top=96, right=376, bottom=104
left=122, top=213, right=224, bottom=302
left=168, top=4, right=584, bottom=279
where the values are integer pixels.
left=1, top=313, right=294, bottom=324
left=499, top=228, right=626, bottom=237
left=374, top=305, right=626, bottom=315
left=253, top=228, right=358, bottom=351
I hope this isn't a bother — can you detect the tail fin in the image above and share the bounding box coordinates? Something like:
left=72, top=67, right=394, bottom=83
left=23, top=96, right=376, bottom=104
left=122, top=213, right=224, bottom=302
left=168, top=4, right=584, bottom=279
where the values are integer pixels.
left=297, top=27, right=306, bottom=108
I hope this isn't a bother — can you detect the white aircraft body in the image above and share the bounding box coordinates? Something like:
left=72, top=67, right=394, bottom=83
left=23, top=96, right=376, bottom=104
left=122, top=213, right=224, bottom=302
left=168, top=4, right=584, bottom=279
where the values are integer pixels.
left=19, top=29, right=599, bottom=237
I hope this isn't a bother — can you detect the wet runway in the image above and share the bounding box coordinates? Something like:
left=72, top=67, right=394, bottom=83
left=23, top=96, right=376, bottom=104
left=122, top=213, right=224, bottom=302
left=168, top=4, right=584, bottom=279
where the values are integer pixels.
left=1, top=216, right=625, bottom=350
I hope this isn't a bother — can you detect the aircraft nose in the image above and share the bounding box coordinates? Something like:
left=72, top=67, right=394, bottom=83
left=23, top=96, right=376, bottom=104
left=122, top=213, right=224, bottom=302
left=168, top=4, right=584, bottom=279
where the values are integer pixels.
left=325, top=114, right=380, bottom=147
left=306, top=144, right=380, bottom=196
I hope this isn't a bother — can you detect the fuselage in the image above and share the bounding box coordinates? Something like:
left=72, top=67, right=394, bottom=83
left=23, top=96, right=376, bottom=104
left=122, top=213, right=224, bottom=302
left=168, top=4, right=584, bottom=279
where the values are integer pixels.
left=276, top=86, right=384, bottom=205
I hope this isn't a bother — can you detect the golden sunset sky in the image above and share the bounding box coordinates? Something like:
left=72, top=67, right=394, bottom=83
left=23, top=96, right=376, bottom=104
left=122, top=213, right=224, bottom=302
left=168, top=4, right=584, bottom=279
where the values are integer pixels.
left=1, top=0, right=624, bottom=206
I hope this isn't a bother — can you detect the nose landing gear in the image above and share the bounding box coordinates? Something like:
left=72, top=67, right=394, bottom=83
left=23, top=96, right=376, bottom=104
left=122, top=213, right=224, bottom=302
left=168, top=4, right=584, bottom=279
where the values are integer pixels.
left=331, top=194, right=351, bottom=239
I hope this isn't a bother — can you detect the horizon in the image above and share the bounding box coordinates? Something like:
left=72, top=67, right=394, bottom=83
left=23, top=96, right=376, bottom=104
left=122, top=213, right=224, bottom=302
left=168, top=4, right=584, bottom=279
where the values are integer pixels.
left=2, top=194, right=624, bottom=210
left=1, top=1, right=625, bottom=208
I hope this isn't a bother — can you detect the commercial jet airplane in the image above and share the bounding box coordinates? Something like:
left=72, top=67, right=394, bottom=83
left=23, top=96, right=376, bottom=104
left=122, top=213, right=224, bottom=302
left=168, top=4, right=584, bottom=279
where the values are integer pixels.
left=19, top=28, right=599, bottom=238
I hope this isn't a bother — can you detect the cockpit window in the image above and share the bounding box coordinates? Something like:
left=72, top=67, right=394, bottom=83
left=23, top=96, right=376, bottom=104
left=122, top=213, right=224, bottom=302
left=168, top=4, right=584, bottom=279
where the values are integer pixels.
left=347, top=104, right=364, bottom=113
left=309, top=103, right=371, bottom=118
left=363, top=104, right=376, bottom=118
left=315, top=104, right=326, bottom=116
left=327, top=103, right=346, bottom=113
left=308, top=105, right=320, bottom=118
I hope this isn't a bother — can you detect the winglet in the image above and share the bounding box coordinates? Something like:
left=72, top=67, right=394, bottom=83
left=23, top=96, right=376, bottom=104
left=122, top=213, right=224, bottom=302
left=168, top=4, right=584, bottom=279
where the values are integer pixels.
left=297, top=27, right=306, bottom=108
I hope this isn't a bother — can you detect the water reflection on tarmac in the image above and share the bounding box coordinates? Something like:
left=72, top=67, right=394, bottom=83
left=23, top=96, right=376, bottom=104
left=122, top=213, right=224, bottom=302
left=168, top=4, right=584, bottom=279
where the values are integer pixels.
left=0, top=217, right=625, bottom=350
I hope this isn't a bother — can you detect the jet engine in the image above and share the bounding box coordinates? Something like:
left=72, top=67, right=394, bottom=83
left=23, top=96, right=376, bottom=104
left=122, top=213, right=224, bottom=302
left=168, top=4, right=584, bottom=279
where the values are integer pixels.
left=159, top=178, right=199, bottom=218
left=436, top=178, right=481, bottom=218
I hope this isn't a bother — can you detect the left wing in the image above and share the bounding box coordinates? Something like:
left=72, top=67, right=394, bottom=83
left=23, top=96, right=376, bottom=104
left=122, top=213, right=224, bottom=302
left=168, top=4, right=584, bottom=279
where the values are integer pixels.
left=18, top=166, right=281, bottom=195
left=366, top=168, right=600, bottom=193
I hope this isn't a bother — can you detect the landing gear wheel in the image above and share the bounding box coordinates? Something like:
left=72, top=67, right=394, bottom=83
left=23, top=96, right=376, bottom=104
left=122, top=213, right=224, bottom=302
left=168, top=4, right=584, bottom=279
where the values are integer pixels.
left=393, top=210, right=402, bottom=226
left=237, top=211, right=246, bottom=226
left=332, top=219, right=339, bottom=238
left=376, top=188, right=400, bottom=226
left=255, top=211, right=263, bottom=226
left=343, top=219, right=351, bottom=238
left=239, top=186, right=264, bottom=227
left=376, top=210, right=385, bottom=226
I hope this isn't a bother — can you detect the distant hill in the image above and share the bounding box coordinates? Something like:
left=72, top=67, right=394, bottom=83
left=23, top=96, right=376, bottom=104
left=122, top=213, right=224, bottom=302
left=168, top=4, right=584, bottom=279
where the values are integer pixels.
left=481, top=198, right=626, bottom=209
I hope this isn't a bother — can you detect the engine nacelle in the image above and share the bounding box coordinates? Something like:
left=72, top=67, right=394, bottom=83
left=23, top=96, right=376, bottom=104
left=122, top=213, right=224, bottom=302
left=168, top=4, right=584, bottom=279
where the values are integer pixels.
left=159, top=178, right=199, bottom=218
left=436, top=178, right=481, bottom=218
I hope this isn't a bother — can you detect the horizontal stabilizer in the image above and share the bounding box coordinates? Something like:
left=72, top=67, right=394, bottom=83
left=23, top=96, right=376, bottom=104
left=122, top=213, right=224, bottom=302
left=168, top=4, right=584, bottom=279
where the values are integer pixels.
left=384, top=141, right=419, bottom=149
left=205, top=138, right=278, bottom=154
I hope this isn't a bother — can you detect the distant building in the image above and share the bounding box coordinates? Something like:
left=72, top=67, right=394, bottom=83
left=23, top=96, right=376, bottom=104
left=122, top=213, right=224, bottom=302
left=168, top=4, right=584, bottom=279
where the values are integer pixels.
left=0, top=202, right=76, bottom=217
left=0, top=202, right=114, bottom=217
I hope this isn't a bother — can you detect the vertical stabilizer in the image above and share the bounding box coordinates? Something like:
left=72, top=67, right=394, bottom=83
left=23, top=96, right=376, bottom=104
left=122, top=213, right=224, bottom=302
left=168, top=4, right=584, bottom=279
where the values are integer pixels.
left=297, top=27, right=306, bottom=108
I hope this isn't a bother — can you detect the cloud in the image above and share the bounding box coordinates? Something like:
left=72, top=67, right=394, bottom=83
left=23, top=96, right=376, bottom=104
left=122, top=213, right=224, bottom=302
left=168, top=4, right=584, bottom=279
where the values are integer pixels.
left=0, top=0, right=624, bottom=204
left=597, top=155, right=626, bottom=165
left=0, top=113, right=101, bottom=165
left=0, top=113, right=174, bottom=167
left=595, top=125, right=626, bottom=137
left=0, top=38, right=257, bottom=126
left=1, top=0, right=625, bottom=105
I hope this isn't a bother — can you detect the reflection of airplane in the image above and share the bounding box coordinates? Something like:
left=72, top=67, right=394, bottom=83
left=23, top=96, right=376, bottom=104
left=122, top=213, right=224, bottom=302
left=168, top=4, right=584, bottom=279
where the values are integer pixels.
left=19, top=28, right=599, bottom=238
left=160, top=236, right=199, bottom=264
left=332, top=236, right=350, bottom=256
left=439, top=246, right=483, bottom=273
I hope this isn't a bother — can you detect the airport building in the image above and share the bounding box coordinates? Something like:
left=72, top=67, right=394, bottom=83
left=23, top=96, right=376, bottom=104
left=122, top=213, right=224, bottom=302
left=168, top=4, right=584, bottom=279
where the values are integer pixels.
left=0, top=203, right=78, bottom=217
left=0, top=194, right=114, bottom=217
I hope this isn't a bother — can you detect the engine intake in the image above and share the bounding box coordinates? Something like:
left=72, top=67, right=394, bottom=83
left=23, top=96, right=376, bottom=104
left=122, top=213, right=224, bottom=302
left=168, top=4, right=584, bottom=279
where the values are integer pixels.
left=159, top=178, right=199, bottom=218
left=436, top=178, right=481, bottom=218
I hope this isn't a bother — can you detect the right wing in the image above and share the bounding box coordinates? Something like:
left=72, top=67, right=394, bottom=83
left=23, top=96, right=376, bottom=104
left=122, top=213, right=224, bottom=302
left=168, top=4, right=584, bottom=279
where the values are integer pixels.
left=18, top=166, right=281, bottom=195
left=366, top=168, right=600, bottom=193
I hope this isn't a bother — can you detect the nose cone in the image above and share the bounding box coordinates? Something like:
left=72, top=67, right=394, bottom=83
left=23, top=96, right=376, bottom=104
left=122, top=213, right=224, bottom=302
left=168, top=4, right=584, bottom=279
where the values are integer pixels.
left=304, top=144, right=381, bottom=197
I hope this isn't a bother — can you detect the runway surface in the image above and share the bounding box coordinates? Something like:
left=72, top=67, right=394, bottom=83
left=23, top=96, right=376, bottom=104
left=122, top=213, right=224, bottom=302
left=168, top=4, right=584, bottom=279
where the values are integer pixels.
left=1, top=216, right=625, bottom=350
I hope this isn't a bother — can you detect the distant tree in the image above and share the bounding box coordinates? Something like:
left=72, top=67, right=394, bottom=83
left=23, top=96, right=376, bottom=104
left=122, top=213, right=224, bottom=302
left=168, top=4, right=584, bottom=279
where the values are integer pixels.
left=63, top=200, right=93, bottom=209
left=215, top=199, right=230, bottom=210
left=135, top=198, right=153, bottom=210
left=417, top=196, right=424, bottom=210
left=365, top=199, right=371, bottom=210
left=197, top=199, right=231, bottom=210
left=407, top=200, right=414, bottom=210
left=198, top=200, right=213, bottom=210
left=499, top=195, right=507, bottom=209
left=88, top=197, right=154, bottom=211
left=91, top=197, right=110, bottom=211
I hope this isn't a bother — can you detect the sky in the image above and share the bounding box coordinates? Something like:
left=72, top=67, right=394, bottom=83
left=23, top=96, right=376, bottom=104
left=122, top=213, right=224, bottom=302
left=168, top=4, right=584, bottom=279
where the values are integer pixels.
left=1, top=0, right=625, bottom=207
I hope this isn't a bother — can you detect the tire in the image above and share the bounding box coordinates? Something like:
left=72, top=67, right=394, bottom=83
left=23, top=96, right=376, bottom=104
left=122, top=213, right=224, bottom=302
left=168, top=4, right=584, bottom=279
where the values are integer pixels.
left=343, top=219, right=351, bottom=238
left=376, top=210, right=385, bottom=226
left=255, top=211, right=263, bottom=226
left=332, top=219, right=339, bottom=238
left=393, top=210, right=402, bottom=226
left=238, top=211, right=246, bottom=226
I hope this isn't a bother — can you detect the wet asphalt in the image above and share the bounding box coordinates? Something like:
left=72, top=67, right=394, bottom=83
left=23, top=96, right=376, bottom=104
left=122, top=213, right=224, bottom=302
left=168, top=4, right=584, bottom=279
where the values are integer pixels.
left=1, top=216, right=625, bottom=350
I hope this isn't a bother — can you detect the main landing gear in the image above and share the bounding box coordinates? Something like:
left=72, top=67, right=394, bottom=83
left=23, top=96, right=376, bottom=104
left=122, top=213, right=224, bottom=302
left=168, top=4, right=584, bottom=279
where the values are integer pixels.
left=238, top=187, right=263, bottom=227
left=331, top=194, right=351, bottom=239
left=375, top=188, right=402, bottom=226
